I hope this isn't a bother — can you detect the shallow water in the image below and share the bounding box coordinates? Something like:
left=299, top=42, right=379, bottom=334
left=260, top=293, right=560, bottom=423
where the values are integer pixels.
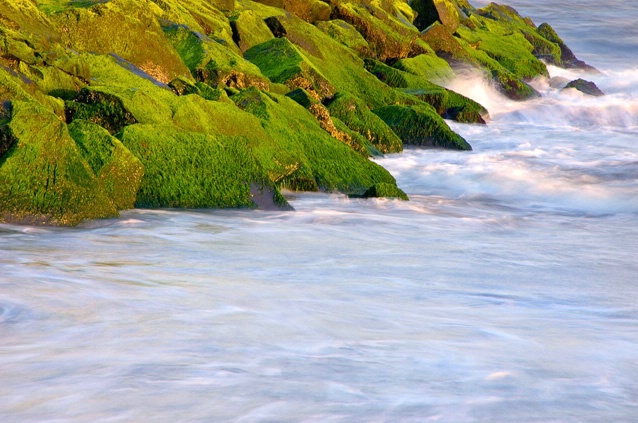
left=2, top=1, right=638, bottom=422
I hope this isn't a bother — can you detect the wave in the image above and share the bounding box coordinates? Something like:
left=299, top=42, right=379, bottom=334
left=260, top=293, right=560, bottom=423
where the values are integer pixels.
left=445, top=67, right=638, bottom=130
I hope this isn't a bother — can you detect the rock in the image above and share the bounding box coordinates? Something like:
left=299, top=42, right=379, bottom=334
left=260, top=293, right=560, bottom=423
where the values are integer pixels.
left=316, top=19, right=373, bottom=58
left=328, top=0, right=421, bottom=61
left=118, top=124, right=288, bottom=209
left=286, top=88, right=369, bottom=155
left=373, top=103, right=472, bottom=150
left=350, top=182, right=409, bottom=200
left=229, top=11, right=274, bottom=52
left=0, top=101, right=119, bottom=225
left=411, top=0, right=461, bottom=33
left=326, top=92, right=403, bottom=154
left=232, top=88, right=400, bottom=195
left=163, top=23, right=270, bottom=90
left=244, top=37, right=336, bottom=101
left=393, top=53, right=456, bottom=84
left=50, top=0, right=190, bottom=83
left=564, top=79, right=604, bottom=97
left=253, top=0, right=331, bottom=24
left=67, top=120, right=144, bottom=210
left=65, top=88, right=139, bottom=134
left=364, top=58, right=488, bottom=123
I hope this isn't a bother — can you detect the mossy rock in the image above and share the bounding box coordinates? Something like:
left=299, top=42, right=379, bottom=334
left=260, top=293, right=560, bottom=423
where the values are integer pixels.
left=0, top=101, right=118, bottom=225
left=563, top=79, right=604, bottom=97
left=286, top=88, right=369, bottom=156
left=232, top=88, right=399, bottom=195
left=349, top=182, right=409, bottom=201
left=392, top=53, right=456, bottom=83
left=65, top=88, right=139, bottom=134
left=244, top=37, right=336, bottom=101
left=419, top=22, right=539, bottom=100
left=228, top=10, right=274, bottom=52
left=163, top=22, right=269, bottom=89
left=412, top=0, right=460, bottom=33
left=315, top=19, right=372, bottom=58
left=246, top=11, right=406, bottom=108
left=67, top=119, right=144, bottom=210
left=50, top=0, right=190, bottom=83
left=373, top=103, right=472, bottom=150
left=364, top=59, right=487, bottom=123
left=251, top=0, right=331, bottom=24
left=326, top=92, right=403, bottom=154
left=329, top=1, right=422, bottom=61
left=117, top=124, right=290, bottom=209
left=455, top=17, right=548, bottom=80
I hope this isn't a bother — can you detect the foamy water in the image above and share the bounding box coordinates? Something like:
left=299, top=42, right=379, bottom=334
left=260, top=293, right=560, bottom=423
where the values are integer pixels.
left=1, top=2, right=638, bottom=422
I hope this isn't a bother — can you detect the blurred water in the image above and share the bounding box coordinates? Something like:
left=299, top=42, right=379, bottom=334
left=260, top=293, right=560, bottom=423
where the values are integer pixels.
left=1, top=1, right=638, bottom=422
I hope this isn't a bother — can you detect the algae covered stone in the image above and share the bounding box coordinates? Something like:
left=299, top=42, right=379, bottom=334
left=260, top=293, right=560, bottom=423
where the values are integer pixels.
left=373, top=103, right=472, bottom=150
left=118, top=124, right=288, bottom=209
left=67, top=119, right=144, bottom=210
left=0, top=101, right=118, bottom=225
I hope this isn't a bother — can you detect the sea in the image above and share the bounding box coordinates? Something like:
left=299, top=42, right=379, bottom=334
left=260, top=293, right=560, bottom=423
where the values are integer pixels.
left=1, top=1, right=637, bottom=421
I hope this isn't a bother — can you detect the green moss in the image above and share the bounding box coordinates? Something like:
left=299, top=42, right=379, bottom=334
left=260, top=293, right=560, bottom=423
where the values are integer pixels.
left=0, top=101, right=117, bottom=225
left=230, top=9, right=274, bottom=52
left=363, top=59, right=488, bottom=123
left=67, top=119, right=144, bottom=209
left=49, top=0, right=190, bottom=83
left=117, top=124, right=286, bottom=209
left=326, top=92, right=403, bottom=154
left=163, top=22, right=269, bottom=89
left=393, top=53, right=456, bottom=84
left=244, top=37, right=336, bottom=101
left=373, top=104, right=472, bottom=150
left=232, top=88, right=399, bottom=194
left=315, top=19, right=372, bottom=58
left=456, top=23, right=548, bottom=80
left=328, top=1, right=422, bottom=61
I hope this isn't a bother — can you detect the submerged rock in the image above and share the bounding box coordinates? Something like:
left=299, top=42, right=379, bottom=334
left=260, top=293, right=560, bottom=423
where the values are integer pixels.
left=349, top=182, right=409, bottom=201
left=564, top=79, right=605, bottom=97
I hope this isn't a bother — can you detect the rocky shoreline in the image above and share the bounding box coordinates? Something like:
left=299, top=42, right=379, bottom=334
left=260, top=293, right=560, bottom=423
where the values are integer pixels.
left=0, top=0, right=594, bottom=225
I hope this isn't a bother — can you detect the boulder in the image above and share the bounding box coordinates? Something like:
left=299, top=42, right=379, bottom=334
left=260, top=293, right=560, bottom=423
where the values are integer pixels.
left=364, top=58, right=488, bottom=123
left=67, top=120, right=144, bottom=210
left=163, top=23, right=270, bottom=90
left=0, top=101, right=118, bottom=225
left=326, top=92, right=403, bottom=154
left=244, top=38, right=336, bottom=101
left=252, top=0, right=331, bottom=23
left=118, top=124, right=289, bottom=209
left=411, top=0, right=461, bottom=33
left=286, top=88, right=369, bottom=155
left=373, top=103, right=472, bottom=150
left=232, top=88, right=401, bottom=195
left=564, top=79, right=604, bottom=97
left=229, top=10, right=274, bottom=52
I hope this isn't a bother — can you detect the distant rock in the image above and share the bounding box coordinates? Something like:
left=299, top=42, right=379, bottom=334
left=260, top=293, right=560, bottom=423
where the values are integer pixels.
left=564, top=79, right=605, bottom=97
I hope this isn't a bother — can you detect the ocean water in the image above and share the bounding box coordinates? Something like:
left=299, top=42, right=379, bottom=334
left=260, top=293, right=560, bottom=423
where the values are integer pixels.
left=1, top=1, right=637, bottom=422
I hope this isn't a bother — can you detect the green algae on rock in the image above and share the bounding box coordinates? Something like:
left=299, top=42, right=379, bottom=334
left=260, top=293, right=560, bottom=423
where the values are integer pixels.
left=0, top=101, right=118, bottom=225
left=117, top=124, right=289, bottom=209
left=373, top=103, right=472, bottom=150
